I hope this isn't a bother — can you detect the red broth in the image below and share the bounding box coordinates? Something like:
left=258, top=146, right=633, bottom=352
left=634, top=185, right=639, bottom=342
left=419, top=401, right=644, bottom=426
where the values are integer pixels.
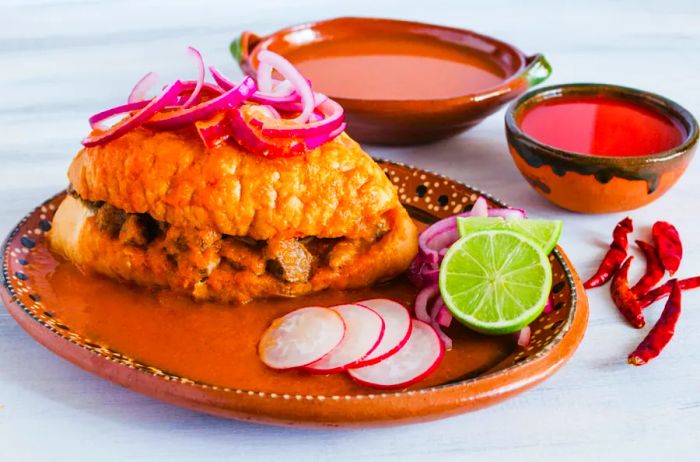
left=285, top=36, right=507, bottom=100
left=520, top=95, right=685, bottom=157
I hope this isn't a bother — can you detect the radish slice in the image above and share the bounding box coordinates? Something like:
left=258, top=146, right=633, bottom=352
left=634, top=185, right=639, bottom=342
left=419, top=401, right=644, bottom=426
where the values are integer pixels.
left=258, top=307, right=345, bottom=370
left=348, top=320, right=444, bottom=389
left=354, top=299, right=412, bottom=366
left=305, top=304, right=385, bottom=373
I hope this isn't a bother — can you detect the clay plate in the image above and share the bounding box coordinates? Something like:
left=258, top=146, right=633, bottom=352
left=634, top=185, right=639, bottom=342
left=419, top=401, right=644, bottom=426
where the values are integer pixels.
left=1, top=160, right=588, bottom=427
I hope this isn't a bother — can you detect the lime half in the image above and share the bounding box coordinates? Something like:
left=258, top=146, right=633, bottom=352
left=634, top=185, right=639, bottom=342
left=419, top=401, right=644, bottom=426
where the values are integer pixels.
left=457, top=217, right=562, bottom=254
left=439, top=230, right=552, bottom=334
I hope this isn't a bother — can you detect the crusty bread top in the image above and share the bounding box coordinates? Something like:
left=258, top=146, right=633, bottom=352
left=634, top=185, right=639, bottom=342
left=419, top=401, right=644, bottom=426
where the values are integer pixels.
left=68, top=127, right=401, bottom=240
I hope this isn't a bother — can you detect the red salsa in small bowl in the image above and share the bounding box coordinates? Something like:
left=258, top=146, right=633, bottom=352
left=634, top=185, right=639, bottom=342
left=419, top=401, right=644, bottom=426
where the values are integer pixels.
left=505, top=83, right=698, bottom=213
left=519, top=95, right=687, bottom=157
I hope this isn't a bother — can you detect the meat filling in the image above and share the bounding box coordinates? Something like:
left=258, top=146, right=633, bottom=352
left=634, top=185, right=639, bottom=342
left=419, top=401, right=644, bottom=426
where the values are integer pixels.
left=75, top=193, right=385, bottom=284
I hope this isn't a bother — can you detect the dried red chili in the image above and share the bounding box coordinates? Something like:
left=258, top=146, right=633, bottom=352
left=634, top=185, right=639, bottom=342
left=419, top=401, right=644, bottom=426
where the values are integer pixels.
left=638, top=276, right=700, bottom=309
left=630, top=240, right=665, bottom=296
left=584, top=217, right=633, bottom=289
left=652, top=221, right=682, bottom=275
left=628, top=280, right=682, bottom=366
left=610, top=257, right=645, bottom=328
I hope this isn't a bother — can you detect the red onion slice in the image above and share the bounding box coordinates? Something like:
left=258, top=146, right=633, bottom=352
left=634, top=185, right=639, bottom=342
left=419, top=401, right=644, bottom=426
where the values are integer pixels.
left=146, top=77, right=256, bottom=130
left=436, top=306, right=453, bottom=327
left=256, top=60, right=273, bottom=94
left=543, top=296, right=553, bottom=314
left=471, top=196, right=489, bottom=217
left=414, top=284, right=439, bottom=323
left=88, top=100, right=149, bottom=129
left=488, top=208, right=527, bottom=219
left=258, top=98, right=344, bottom=138
left=127, top=71, right=159, bottom=103
left=209, top=66, right=234, bottom=91
left=228, top=108, right=307, bottom=158
left=210, top=65, right=298, bottom=105
left=83, top=80, right=184, bottom=147
left=517, top=326, right=532, bottom=347
left=304, top=122, right=346, bottom=149
left=257, top=50, right=314, bottom=123
left=428, top=296, right=452, bottom=350
left=181, top=47, right=205, bottom=108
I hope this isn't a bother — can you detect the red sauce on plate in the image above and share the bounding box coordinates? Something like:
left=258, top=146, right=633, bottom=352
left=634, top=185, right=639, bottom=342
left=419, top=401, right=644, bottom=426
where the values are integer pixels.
left=24, top=220, right=516, bottom=395
left=520, top=95, right=685, bottom=157
left=286, top=36, right=506, bottom=100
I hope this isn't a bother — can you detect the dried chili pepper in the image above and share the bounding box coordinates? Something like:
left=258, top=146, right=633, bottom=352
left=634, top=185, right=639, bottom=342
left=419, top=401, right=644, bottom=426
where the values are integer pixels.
left=630, top=240, right=665, bottom=296
left=652, top=221, right=682, bottom=275
left=628, top=280, right=682, bottom=366
left=610, top=257, right=645, bottom=328
left=638, top=276, right=700, bottom=309
left=584, top=217, right=633, bottom=289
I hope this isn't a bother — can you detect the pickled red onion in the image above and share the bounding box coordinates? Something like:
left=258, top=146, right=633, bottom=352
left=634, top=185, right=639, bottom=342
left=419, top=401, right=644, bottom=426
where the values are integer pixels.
left=127, top=71, right=159, bottom=103
left=83, top=80, right=184, bottom=147
left=146, top=77, right=256, bottom=130
left=181, top=47, right=206, bottom=108
left=257, top=50, right=314, bottom=123
left=88, top=100, right=149, bottom=129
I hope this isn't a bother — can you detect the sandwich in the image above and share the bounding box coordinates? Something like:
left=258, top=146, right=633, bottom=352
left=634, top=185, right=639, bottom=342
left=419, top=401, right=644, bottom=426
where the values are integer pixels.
left=49, top=49, right=418, bottom=304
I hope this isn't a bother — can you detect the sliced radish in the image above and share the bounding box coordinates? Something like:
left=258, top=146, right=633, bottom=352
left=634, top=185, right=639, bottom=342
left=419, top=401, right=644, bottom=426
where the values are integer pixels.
left=354, top=299, right=412, bottom=366
left=305, top=304, right=385, bottom=373
left=348, top=320, right=444, bottom=389
left=258, top=307, right=345, bottom=370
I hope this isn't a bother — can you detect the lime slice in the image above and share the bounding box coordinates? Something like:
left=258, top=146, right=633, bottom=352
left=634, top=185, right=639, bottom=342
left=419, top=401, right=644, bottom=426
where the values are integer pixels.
left=439, top=230, right=552, bottom=334
left=457, top=217, right=562, bottom=254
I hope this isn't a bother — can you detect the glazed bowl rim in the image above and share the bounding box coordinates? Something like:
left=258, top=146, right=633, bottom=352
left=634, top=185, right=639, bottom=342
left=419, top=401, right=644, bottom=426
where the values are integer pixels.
left=505, top=82, right=699, bottom=166
left=249, top=16, right=534, bottom=108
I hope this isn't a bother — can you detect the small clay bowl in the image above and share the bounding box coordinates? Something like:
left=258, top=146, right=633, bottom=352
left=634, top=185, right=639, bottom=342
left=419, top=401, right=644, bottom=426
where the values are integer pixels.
left=505, top=83, right=698, bottom=214
left=232, top=17, right=551, bottom=145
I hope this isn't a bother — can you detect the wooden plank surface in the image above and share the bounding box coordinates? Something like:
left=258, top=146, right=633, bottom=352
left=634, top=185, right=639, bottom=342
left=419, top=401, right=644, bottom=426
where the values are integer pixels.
left=1, top=1, right=699, bottom=460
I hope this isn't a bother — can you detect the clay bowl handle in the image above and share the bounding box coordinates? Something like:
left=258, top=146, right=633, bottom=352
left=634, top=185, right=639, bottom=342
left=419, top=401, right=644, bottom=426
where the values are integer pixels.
left=231, top=31, right=263, bottom=76
left=520, top=54, right=552, bottom=88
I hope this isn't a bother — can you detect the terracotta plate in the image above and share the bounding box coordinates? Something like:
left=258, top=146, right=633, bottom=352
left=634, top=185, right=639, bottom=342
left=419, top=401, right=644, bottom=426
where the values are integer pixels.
left=1, top=160, right=588, bottom=427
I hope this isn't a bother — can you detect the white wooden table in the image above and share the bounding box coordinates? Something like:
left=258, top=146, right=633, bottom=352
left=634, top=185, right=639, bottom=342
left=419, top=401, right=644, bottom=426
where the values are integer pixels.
left=1, top=1, right=699, bottom=460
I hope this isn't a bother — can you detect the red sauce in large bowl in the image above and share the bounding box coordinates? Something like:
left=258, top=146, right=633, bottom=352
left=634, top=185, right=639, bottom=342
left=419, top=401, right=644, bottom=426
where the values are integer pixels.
left=520, top=95, right=686, bottom=157
left=285, top=36, right=507, bottom=100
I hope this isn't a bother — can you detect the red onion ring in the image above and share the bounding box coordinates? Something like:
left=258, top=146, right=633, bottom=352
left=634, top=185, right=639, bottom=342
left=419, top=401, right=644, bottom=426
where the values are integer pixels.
left=436, top=306, right=453, bottom=328
left=257, top=50, right=314, bottom=123
left=543, top=296, right=553, bottom=314
left=429, top=297, right=453, bottom=350
left=305, top=122, right=346, bottom=149
left=488, top=208, right=527, bottom=219
left=83, top=80, right=184, bottom=147
left=88, top=100, right=149, bottom=129
left=414, top=284, right=439, bottom=323
left=209, top=66, right=237, bottom=92
left=146, top=77, right=256, bottom=130
left=210, top=66, right=298, bottom=105
left=181, top=47, right=205, bottom=108
left=127, top=71, right=159, bottom=103
left=257, top=98, right=344, bottom=138
left=228, top=108, right=306, bottom=158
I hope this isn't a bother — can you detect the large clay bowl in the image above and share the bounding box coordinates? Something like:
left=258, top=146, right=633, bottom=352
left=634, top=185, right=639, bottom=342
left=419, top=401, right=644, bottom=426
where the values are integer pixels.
left=505, top=83, right=698, bottom=214
left=233, top=17, right=551, bottom=145
left=1, top=160, right=587, bottom=427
